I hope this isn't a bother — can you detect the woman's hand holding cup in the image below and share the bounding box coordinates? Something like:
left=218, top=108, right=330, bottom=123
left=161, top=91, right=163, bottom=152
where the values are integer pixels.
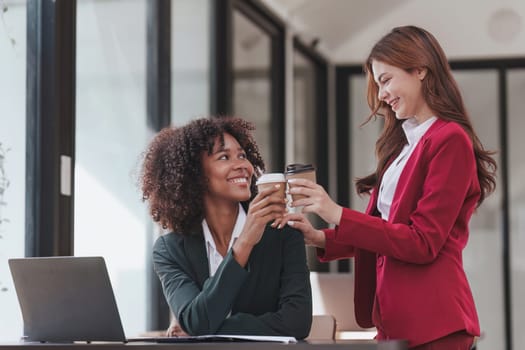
left=238, top=173, right=287, bottom=246
left=242, top=181, right=286, bottom=245
left=287, top=178, right=343, bottom=226
left=235, top=180, right=287, bottom=267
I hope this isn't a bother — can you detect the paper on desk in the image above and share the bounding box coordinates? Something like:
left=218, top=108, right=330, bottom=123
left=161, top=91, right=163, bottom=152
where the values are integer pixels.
left=153, top=334, right=297, bottom=343
left=214, top=335, right=297, bottom=343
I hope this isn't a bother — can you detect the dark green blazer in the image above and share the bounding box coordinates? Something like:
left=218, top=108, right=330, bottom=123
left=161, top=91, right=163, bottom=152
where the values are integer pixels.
left=152, top=224, right=312, bottom=339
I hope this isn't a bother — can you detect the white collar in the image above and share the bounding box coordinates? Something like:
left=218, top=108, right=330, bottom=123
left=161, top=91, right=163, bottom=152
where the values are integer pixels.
left=202, top=203, right=246, bottom=253
left=401, top=116, right=437, bottom=145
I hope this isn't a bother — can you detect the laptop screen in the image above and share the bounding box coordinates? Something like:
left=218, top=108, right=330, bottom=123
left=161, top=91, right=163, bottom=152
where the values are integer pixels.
left=9, top=256, right=126, bottom=342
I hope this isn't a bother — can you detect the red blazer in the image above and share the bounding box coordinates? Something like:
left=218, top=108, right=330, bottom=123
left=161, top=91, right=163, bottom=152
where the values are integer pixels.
left=318, top=119, right=481, bottom=347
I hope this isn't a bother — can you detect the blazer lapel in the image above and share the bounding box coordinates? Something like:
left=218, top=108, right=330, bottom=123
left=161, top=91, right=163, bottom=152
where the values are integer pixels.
left=389, top=118, right=447, bottom=221
left=184, top=233, right=209, bottom=288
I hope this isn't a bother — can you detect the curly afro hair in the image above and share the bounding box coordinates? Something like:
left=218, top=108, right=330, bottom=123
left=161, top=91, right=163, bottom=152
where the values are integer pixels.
left=140, top=116, right=265, bottom=234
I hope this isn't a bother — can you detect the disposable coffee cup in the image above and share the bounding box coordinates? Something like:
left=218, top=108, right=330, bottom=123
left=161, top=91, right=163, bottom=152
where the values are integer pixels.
left=284, top=163, right=316, bottom=201
left=255, top=173, right=286, bottom=200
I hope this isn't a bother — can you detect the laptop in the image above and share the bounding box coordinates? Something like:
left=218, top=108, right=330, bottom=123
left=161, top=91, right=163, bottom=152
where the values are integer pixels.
left=8, top=256, right=297, bottom=344
left=9, top=256, right=128, bottom=343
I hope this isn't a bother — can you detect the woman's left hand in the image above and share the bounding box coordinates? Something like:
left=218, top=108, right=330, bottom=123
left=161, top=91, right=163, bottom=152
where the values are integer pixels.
left=287, top=178, right=343, bottom=225
left=281, top=212, right=326, bottom=248
left=166, top=318, right=189, bottom=337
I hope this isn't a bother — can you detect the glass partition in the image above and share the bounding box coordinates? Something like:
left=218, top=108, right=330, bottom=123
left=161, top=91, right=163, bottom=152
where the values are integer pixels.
left=171, top=0, right=210, bottom=125
left=454, top=70, right=504, bottom=350
left=349, top=75, right=382, bottom=213
left=75, top=0, right=148, bottom=337
left=292, top=48, right=324, bottom=270
left=232, top=10, right=273, bottom=170
left=507, top=69, right=525, bottom=350
left=293, top=50, right=316, bottom=165
left=0, top=0, right=26, bottom=341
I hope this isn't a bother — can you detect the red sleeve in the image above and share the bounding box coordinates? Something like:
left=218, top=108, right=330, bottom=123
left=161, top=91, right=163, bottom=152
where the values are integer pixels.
left=330, top=126, right=480, bottom=264
left=316, top=228, right=355, bottom=262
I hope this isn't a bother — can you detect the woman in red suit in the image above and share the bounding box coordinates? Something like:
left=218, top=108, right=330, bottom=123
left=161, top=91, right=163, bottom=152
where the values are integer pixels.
left=280, top=26, right=497, bottom=349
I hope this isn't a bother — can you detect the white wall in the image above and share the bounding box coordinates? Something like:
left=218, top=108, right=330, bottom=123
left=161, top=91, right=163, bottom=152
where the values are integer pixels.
left=263, top=0, right=525, bottom=63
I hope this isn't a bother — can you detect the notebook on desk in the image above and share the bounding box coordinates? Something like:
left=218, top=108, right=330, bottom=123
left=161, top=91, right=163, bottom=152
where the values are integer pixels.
left=8, top=256, right=296, bottom=344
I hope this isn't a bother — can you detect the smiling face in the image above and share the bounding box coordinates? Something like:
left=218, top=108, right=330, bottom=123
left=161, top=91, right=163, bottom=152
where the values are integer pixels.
left=372, top=60, right=433, bottom=123
left=201, top=133, right=254, bottom=206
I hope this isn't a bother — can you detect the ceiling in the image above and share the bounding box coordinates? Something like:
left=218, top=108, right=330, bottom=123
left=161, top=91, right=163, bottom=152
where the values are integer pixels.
left=261, top=0, right=525, bottom=64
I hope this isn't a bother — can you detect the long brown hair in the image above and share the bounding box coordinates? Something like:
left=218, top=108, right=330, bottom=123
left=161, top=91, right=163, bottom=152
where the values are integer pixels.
left=356, top=25, right=496, bottom=205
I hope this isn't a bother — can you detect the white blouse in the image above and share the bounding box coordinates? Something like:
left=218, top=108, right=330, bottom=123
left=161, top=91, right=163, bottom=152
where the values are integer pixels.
left=202, top=204, right=246, bottom=276
left=377, top=117, right=437, bottom=221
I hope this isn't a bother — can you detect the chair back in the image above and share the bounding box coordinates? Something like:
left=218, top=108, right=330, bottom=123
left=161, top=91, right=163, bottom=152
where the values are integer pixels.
left=306, top=314, right=336, bottom=341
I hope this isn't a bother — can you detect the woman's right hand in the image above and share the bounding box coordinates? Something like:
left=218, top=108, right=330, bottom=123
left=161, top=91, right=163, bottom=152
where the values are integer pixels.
left=233, top=184, right=287, bottom=266
left=282, top=212, right=326, bottom=249
left=287, top=178, right=343, bottom=225
left=242, top=184, right=287, bottom=245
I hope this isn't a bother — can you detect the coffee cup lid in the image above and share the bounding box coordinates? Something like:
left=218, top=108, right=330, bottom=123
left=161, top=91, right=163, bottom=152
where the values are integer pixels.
left=285, top=163, right=315, bottom=174
left=256, top=173, right=286, bottom=185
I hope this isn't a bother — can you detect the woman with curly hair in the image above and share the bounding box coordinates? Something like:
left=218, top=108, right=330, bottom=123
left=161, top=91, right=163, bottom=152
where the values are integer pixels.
left=140, top=116, right=312, bottom=339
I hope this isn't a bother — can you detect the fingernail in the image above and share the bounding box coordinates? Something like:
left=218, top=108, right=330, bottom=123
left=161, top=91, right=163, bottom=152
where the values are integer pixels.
left=274, top=184, right=280, bottom=188
left=287, top=221, right=294, bottom=226
left=277, top=224, right=282, bottom=229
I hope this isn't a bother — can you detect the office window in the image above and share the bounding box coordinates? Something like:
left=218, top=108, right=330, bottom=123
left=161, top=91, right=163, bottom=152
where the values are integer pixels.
left=232, top=10, right=273, bottom=169
left=171, top=0, right=210, bottom=125
left=293, top=47, right=329, bottom=271
left=0, top=0, right=26, bottom=341
left=508, top=69, right=525, bottom=350
left=349, top=75, right=382, bottom=213
left=454, top=70, right=504, bottom=350
left=75, top=0, right=148, bottom=337
left=293, top=50, right=316, bottom=165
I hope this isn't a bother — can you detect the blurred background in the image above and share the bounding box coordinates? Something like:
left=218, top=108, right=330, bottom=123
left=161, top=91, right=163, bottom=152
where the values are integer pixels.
left=1, top=0, right=524, bottom=349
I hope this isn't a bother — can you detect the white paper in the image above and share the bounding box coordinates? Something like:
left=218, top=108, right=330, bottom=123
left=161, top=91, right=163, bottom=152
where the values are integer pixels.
left=128, top=334, right=297, bottom=344
left=210, top=335, right=297, bottom=343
